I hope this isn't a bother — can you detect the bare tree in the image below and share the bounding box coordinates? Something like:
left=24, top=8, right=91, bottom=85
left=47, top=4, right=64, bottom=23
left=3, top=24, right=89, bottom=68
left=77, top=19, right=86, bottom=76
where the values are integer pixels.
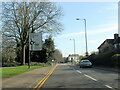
left=53, top=49, right=63, bottom=62
left=2, top=34, right=16, bottom=66
left=2, top=2, right=63, bottom=65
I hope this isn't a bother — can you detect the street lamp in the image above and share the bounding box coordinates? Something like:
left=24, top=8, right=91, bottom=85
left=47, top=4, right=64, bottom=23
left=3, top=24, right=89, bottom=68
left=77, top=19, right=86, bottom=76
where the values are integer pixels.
left=29, top=39, right=35, bottom=69
left=70, top=39, right=76, bottom=62
left=76, top=18, right=88, bottom=56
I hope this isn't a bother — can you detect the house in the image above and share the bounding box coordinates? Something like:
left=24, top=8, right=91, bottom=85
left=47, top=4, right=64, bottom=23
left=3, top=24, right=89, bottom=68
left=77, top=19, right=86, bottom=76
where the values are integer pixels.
left=114, top=35, right=120, bottom=49
left=67, top=54, right=79, bottom=63
left=98, top=39, right=114, bottom=53
left=98, top=34, right=120, bottom=53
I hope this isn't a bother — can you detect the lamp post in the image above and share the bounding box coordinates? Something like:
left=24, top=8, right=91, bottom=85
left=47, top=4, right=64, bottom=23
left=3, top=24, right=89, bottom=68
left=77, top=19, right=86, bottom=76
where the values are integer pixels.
left=29, top=39, right=35, bottom=69
left=70, top=39, right=76, bottom=63
left=76, top=18, right=88, bottom=56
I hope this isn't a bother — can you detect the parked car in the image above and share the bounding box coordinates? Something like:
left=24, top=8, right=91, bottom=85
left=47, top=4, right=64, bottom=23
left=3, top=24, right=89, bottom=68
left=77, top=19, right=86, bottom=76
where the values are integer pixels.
left=79, top=60, right=92, bottom=68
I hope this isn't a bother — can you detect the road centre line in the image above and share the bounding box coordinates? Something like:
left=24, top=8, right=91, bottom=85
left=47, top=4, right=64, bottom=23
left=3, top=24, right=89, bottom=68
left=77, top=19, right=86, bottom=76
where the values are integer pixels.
left=38, top=65, right=58, bottom=88
left=34, top=64, right=57, bottom=89
left=76, top=70, right=82, bottom=73
left=84, top=74, right=97, bottom=81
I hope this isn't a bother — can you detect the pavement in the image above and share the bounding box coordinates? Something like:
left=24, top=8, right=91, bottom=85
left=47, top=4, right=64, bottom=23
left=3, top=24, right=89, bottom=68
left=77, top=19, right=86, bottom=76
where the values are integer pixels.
left=2, top=65, right=55, bottom=89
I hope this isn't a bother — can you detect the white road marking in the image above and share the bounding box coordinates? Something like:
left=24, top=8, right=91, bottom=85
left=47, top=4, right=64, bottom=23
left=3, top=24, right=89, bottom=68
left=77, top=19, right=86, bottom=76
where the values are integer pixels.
left=76, top=70, right=82, bottom=73
left=84, top=74, right=97, bottom=81
left=75, top=69, right=114, bottom=89
left=105, top=85, right=113, bottom=89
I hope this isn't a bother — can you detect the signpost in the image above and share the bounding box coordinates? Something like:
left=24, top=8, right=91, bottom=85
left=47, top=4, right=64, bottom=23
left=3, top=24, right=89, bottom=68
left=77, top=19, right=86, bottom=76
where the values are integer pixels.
left=29, top=33, right=42, bottom=51
left=28, top=33, right=42, bottom=69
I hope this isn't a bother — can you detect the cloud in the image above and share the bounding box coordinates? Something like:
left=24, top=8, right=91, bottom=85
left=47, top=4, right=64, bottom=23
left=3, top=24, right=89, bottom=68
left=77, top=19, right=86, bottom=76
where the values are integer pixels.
left=57, top=24, right=117, bottom=38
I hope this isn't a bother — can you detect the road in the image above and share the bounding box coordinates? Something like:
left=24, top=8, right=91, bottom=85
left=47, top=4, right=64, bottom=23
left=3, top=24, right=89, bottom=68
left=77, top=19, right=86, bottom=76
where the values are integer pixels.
left=41, top=64, right=119, bottom=89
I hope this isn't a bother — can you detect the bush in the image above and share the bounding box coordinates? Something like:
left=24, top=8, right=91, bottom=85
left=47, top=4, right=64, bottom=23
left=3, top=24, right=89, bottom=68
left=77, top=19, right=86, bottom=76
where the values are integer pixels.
left=95, top=50, right=114, bottom=66
left=111, top=54, right=120, bottom=68
left=87, top=49, right=120, bottom=67
left=2, top=61, right=21, bottom=67
left=87, top=53, right=96, bottom=65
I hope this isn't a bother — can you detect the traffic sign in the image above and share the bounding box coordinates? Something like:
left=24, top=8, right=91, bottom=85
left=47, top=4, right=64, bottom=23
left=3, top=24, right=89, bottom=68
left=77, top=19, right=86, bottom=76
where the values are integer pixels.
left=29, top=33, right=42, bottom=51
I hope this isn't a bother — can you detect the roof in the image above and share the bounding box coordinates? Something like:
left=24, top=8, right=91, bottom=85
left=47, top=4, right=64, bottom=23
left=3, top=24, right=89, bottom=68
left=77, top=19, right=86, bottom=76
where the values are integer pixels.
left=98, top=39, right=114, bottom=49
left=68, top=54, right=79, bottom=57
left=98, top=34, right=120, bottom=49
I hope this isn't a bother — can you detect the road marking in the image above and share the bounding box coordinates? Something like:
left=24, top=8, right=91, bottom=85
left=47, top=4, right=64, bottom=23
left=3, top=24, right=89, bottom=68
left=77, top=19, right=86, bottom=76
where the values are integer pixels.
left=84, top=74, right=97, bottom=81
left=105, top=85, right=113, bottom=89
left=76, top=69, right=114, bottom=89
left=34, top=64, right=57, bottom=89
left=76, top=70, right=82, bottom=73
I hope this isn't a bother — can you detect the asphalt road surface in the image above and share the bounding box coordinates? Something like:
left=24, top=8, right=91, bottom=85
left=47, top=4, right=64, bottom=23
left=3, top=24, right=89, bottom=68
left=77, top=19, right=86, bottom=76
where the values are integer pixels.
left=41, top=64, right=119, bottom=89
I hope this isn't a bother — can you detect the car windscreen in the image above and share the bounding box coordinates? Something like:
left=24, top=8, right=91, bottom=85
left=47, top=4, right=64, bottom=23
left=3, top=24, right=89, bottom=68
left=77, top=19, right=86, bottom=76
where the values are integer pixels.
left=81, top=61, right=91, bottom=64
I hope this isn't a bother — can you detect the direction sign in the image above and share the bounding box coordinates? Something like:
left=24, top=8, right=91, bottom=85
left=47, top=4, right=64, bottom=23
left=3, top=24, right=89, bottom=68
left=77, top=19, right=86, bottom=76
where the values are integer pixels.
left=29, top=33, right=42, bottom=51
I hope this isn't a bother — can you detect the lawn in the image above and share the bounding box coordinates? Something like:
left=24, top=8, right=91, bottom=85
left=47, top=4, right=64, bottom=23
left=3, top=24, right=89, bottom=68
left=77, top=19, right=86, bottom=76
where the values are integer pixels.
left=2, top=65, right=43, bottom=78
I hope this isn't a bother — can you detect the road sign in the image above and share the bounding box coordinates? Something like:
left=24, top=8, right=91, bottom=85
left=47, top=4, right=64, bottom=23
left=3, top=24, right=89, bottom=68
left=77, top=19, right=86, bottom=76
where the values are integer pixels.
left=29, top=33, right=42, bottom=51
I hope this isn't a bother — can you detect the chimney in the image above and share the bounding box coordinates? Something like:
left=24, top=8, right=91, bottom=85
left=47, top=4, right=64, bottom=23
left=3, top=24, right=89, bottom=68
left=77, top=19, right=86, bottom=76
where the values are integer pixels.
left=114, top=34, right=119, bottom=39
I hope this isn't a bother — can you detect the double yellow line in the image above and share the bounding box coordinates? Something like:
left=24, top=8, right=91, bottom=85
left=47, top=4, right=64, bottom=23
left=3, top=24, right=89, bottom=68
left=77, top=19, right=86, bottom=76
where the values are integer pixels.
left=34, top=64, right=57, bottom=89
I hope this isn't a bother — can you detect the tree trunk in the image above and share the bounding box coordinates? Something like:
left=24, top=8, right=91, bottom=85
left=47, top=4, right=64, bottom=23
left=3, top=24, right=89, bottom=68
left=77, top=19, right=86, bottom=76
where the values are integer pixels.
left=22, top=44, right=26, bottom=65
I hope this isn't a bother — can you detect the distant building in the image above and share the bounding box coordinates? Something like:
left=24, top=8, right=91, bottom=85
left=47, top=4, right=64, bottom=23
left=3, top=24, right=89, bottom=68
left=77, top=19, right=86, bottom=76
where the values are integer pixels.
left=98, top=34, right=120, bottom=53
left=67, top=54, right=79, bottom=63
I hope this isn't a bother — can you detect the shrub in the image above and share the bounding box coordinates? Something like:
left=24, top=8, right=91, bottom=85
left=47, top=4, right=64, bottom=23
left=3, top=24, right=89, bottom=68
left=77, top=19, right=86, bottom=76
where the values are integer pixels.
left=2, top=61, right=21, bottom=67
left=88, top=49, right=120, bottom=67
left=94, top=50, right=114, bottom=67
left=111, top=54, right=120, bottom=68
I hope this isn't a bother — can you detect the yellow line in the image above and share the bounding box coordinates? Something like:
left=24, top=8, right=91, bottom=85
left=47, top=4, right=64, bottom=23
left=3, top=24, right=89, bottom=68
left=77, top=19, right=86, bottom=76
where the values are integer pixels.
left=38, top=64, right=57, bottom=88
left=34, top=64, right=57, bottom=89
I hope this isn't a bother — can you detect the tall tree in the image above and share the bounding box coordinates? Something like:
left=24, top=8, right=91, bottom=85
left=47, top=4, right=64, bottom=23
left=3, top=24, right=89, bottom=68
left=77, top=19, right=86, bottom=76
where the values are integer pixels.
left=43, top=36, right=55, bottom=61
left=2, top=2, right=63, bottom=65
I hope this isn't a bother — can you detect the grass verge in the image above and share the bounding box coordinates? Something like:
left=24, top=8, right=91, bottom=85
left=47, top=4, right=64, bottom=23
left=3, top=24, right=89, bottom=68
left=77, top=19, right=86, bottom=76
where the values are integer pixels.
left=2, top=65, right=43, bottom=78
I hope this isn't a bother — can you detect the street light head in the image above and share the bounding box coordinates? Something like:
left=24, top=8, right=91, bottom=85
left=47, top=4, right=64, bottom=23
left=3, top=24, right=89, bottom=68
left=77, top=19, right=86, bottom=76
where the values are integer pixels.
left=76, top=18, right=79, bottom=20
left=70, top=39, right=74, bottom=40
left=76, top=18, right=86, bottom=21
